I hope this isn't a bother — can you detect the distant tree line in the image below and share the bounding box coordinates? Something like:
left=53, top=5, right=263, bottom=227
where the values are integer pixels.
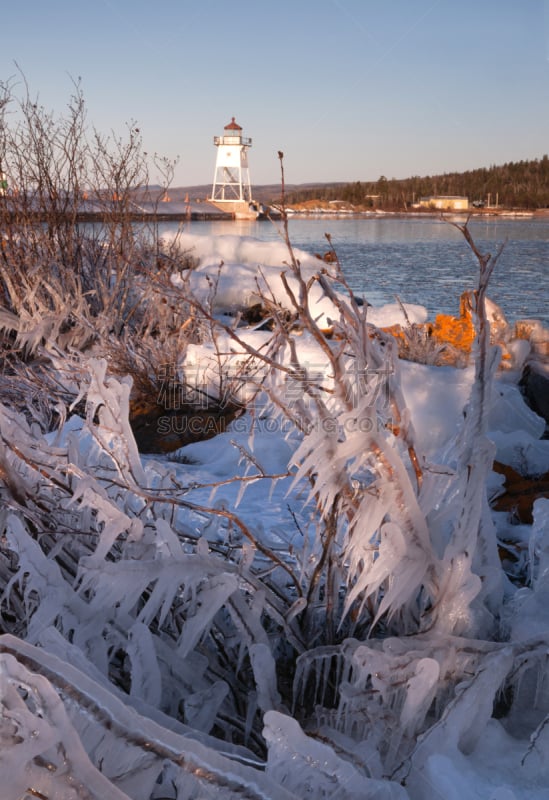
left=281, top=155, right=549, bottom=210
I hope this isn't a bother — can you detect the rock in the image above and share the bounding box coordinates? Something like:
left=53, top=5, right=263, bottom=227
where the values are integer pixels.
left=130, top=397, right=244, bottom=454
left=520, top=360, right=549, bottom=426
left=430, top=307, right=476, bottom=356
left=431, top=291, right=511, bottom=355
left=382, top=291, right=534, bottom=370
left=492, top=460, right=549, bottom=524
left=241, top=303, right=267, bottom=325
left=515, top=319, right=549, bottom=358
left=381, top=291, right=477, bottom=367
left=486, top=296, right=511, bottom=344
left=505, top=338, right=531, bottom=372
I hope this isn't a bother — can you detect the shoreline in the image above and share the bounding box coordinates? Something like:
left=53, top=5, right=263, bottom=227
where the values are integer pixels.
left=3, top=206, right=545, bottom=225
left=283, top=207, right=543, bottom=219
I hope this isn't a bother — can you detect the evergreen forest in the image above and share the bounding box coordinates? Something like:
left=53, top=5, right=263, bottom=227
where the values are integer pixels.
left=282, top=155, right=549, bottom=210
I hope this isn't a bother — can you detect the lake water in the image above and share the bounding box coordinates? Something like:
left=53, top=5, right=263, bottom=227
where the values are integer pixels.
left=161, top=215, right=549, bottom=326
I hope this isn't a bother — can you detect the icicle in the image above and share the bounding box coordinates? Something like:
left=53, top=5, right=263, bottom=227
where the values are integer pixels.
left=250, top=643, right=282, bottom=713
left=400, top=657, right=440, bottom=736
left=127, top=621, right=162, bottom=707
left=0, top=636, right=298, bottom=799
left=177, top=573, right=239, bottom=659
left=184, top=681, right=229, bottom=734
left=264, top=710, right=408, bottom=799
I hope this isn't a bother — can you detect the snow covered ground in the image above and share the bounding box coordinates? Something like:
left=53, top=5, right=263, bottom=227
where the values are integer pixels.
left=1, top=229, right=548, bottom=799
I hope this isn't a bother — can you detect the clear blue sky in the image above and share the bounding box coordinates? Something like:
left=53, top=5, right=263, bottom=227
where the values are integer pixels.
left=2, top=0, right=549, bottom=188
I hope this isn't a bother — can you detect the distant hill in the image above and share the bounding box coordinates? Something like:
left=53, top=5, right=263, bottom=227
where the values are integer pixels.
left=276, top=157, right=549, bottom=211
left=163, top=183, right=344, bottom=205
left=167, top=157, right=549, bottom=211
left=156, top=182, right=347, bottom=203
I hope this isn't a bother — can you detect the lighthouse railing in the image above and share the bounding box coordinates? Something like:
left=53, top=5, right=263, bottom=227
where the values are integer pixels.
left=213, top=135, right=252, bottom=146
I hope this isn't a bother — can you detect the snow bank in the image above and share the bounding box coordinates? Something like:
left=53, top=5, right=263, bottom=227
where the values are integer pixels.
left=169, top=231, right=428, bottom=328
left=400, top=361, right=547, bottom=460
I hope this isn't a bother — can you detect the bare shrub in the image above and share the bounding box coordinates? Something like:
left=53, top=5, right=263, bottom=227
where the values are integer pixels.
left=0, top=74, right=199, bottom=431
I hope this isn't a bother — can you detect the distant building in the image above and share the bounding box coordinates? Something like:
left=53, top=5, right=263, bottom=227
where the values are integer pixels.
left=419, top=195, right=469, bottom=211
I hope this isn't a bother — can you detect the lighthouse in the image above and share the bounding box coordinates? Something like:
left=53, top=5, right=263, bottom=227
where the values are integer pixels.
left=209, top=118, right=264, bottom=219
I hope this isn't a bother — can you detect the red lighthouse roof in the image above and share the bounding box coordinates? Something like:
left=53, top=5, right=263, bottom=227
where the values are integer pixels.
left=224, top=117, right=242, bottom=131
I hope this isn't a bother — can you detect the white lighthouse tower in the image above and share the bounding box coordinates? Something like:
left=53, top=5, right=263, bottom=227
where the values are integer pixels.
left=209, top=118, right=264, bottom=219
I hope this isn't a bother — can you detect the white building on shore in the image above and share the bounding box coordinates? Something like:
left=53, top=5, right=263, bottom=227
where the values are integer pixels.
left=418, top=195, right=469, bottom=211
